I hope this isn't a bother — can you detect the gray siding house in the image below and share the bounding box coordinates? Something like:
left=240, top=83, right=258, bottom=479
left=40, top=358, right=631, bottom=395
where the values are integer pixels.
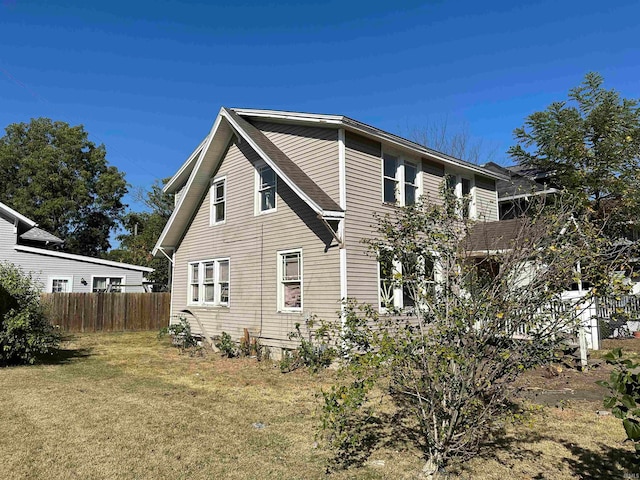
left=0, top=201, right=153, bottom=293
left=153, top=108, right=508, bottom=351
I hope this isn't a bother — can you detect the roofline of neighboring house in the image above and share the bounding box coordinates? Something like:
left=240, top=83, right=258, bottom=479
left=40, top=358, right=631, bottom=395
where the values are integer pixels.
left=232, top=108, right=510, bottom=182
left=14, top=245, right=154, bottom=272
left=0, top=201, right=37, bottom=227
left=499, top=188, right=560, bottom=202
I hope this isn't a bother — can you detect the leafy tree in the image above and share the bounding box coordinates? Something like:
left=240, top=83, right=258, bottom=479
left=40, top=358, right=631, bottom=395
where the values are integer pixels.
left=106, top=179, right=173, bottom=288
left=0, top=262, right=60, bottom=365
left=0, top=118, right=128, bottom=256
left=319, top=190, right=628, bottom=476
left=508, top=73, right=640, bottom=237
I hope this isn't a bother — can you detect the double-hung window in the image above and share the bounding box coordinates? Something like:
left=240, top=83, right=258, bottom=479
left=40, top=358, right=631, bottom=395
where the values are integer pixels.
left=383, top=153, right=420, bottom=206
left=189, top=259, right=230, bottom=306
left=210, top=178, right=226, bottom=225
left=278, top=250, right=302, bottom=311
left=445, top=173, right=475, bottom=219
left=257, top=164, right=276, bottom=213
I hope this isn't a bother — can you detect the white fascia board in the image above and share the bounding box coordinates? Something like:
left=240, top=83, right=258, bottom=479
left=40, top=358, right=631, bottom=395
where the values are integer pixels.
left=14, top=245, right=154, bottom=272
left=0, top=201, right=37, bottom=227
left=153, top=111, right=224, bottom=256
left=164, top=136, right=209, bottom=194
left=221, top=108, right=327, bottom=217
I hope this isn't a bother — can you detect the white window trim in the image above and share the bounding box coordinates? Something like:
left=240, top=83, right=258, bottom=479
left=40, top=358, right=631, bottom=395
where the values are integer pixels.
left=210, top=176, right=227, bottom=226
left=277, top=248, right=303, bottom=313
left=377, top=252, right=439, bottom=313
left=381, top=150, right=423, bottom=206
left=187, top=258, right=230, bottom=307
left=255, top=161, right=277, bottom=215
left=446, top=172, right=477, bottom=219
left=91, top=275, right=126, bottom=293
left=47, top=276, right=73, bottom=293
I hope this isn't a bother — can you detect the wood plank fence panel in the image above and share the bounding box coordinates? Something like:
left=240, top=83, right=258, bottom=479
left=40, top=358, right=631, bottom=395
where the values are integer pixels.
left=41, top=293, right=170, bottom=333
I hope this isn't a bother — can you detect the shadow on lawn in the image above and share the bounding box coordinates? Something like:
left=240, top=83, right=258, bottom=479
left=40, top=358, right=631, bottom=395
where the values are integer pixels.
left=475, top=429, right=638, bottom=480
left=36, top=335, right=93, bottom=365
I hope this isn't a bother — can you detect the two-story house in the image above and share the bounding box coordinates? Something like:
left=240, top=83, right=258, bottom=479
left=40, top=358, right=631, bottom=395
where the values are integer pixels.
left=153, top=108, right=508, bottom=352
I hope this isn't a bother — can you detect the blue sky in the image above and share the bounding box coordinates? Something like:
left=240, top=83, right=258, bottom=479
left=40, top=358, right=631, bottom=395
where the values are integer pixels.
left=1, top=0, right=639, bottom=213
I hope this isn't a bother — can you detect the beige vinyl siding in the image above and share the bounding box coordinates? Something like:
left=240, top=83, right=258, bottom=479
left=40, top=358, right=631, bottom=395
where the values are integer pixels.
left=421, top=158, right=445, bottom=205
left=474, top=175, right=498, bottom=221
left=172, top=139, right=341, bottom=349
left=344, top=134, right=394, bottom=306
left=252, top=121, right=340, bottom=202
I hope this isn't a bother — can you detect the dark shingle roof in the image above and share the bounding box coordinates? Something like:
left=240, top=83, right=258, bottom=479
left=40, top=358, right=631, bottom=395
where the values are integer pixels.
left=465, top=218, right=525, bottom=252
left=483, top=163, right=553, bottom=198
left=226, top=108, right=343, bottom=213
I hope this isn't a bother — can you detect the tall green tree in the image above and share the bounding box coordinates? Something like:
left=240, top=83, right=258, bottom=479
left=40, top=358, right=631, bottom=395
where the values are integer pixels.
left=0, top=118, right=128, bottom=256
left=508, top=73, right=640, bottom=236
left=107, top=179, right=173, bottom=288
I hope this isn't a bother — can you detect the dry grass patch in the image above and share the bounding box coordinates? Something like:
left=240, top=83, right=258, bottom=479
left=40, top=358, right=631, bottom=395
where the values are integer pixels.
left=0, top=332, right=638, bottom=479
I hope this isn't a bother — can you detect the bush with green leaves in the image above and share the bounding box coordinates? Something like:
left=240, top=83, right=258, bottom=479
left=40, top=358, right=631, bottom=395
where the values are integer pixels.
left=280, top=317, right=336, bottom=373
left=159, top=316, right=198, bottom=351
left=319, top=191, right=629, bottom=476
left=596, top=348, right=640, bottom=453
left=216, top=331, right=239, bottom=358
left=0, top=262, right=59, bottom=365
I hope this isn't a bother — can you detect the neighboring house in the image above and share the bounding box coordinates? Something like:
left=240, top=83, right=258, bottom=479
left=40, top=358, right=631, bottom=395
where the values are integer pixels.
left=0, top=201, right=153, bottom=292
left=483, top=162, right=560, bottom=220
left=153, top=107, right=508, bottom=352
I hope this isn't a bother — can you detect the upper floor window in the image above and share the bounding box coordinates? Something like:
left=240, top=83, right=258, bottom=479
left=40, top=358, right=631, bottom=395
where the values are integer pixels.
left=446, top=174, right=475, bottom=219
left=278, top=249, right=302, bottom=311
left=210, top=177, right=226, bottom=225
left=257, top=164, right=277, bottom=213
left=382, top=153, right=420, bottom=206
left=189, top=258, right=230, bottom=306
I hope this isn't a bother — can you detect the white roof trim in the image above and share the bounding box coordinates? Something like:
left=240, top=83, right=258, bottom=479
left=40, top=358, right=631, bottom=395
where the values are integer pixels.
left=164, top=136, right=209, bottom=194
left=233, top=108, right=509, bottom=182
left=221, top=108, right=336, bottom=217
left=152, top=111, right=224, bottom=256
left=0, top=201, right=37, bottom=227
left=14, top=245, right=154, bottom=272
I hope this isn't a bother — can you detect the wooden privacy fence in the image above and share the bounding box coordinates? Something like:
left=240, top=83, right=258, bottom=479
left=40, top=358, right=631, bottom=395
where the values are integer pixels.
left=41, top=292, right=171, bottom=332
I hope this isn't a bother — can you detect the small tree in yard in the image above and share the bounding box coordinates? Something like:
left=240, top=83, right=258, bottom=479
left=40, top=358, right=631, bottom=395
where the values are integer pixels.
left=0, top=263, right=59, bottom=366
left=320, top=190, right=629, bottom=477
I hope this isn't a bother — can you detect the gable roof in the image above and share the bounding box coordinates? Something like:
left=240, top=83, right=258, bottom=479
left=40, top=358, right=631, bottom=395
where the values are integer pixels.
left=153, top=108, right=345, bottom=256
left=155, top=108, right=510, bottom=256
left=19, top=226, right=64, bottom=245
left=0, top=201, right=37, bottom=228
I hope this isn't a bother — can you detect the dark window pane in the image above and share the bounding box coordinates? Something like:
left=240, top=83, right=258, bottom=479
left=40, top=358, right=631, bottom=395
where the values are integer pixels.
left=216, top=202, right=225, bottom=221
left=261, top=187, right=275, bottom=210
left=383, top=156, right=397, bottom=178
left=405, top=185, right=416, bottom=205
left=405, top=164, right=416, bottom=184
left=261, top=167, right=275, bottom=187
left=462, top=178, right=471, bottom=195
left=384, top=179, right=397, bottom=203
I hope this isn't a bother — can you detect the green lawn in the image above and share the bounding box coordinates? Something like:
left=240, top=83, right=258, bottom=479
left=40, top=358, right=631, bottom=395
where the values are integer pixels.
left=0, top=332, right=637, bottom=479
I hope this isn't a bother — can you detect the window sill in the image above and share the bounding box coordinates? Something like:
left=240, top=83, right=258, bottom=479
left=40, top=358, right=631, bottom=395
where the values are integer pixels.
left=277, top=309, right=303, bottom=314
left=209, top=220, right=226, bottom=227
left=255, top=208, right=277, bottom=216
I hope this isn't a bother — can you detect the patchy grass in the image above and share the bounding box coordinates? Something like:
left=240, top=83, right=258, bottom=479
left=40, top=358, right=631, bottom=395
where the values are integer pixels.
left=0, top=332, right=638, bottom=479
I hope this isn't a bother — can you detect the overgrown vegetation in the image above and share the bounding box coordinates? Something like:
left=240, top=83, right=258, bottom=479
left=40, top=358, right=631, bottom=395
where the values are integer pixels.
left=597, top=348, right=640, bottom=453
left=319, top=189, right=629, bottom=477
left=158, top=316, right=198, bottom=352
left=279, top=318, right=336, bottom=373
left=0, top=262, right=59, bottom=366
